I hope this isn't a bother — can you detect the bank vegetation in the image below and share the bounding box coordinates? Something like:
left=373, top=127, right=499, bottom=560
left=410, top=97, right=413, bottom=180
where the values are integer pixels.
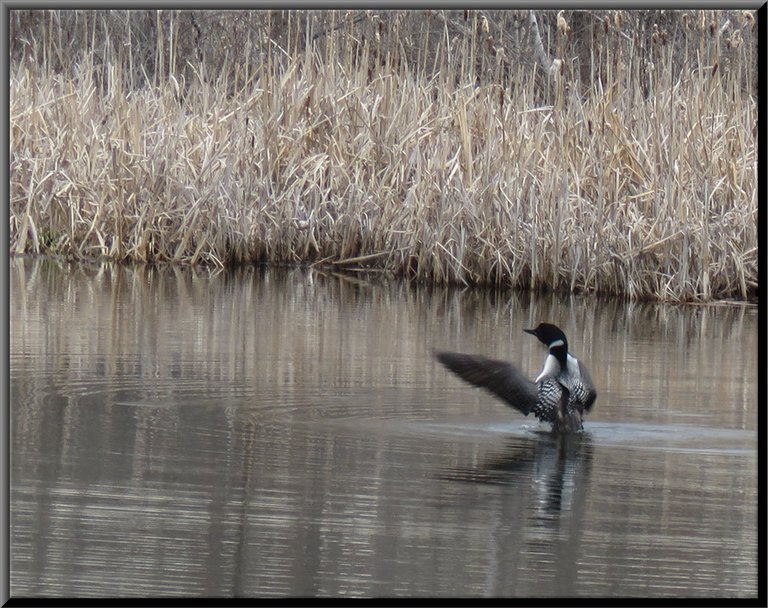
left=9, top=10, right=758, bottom=302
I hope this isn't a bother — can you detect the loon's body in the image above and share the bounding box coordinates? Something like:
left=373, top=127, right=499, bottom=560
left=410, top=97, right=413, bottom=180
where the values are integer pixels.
left=436, top=323, right=597, bottom=433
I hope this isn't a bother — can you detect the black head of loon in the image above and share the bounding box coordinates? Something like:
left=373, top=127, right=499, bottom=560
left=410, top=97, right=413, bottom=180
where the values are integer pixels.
left=524, top=323, right=568, bottom=369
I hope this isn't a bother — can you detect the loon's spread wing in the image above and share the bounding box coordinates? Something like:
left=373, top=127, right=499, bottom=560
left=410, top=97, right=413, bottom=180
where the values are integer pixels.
left=435, top=351, right=539, bottom=415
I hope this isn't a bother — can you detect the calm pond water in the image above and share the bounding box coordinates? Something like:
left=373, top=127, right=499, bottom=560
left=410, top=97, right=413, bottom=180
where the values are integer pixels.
left=9, top=257, right=758, bottom=598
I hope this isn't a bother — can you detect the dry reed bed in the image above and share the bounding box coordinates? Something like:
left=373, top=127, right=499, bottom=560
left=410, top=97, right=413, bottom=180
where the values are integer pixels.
left=9, top=17, right=757, bottom=302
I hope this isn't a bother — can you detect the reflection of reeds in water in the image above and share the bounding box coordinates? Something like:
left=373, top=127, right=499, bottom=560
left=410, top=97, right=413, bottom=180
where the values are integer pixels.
left=9, top=11, right=757, bottom=302
left=10, top=257, right=757, bottom=430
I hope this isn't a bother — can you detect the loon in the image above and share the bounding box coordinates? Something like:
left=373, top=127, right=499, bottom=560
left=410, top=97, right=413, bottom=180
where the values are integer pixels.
left=435, top=323, right=597, bottom=433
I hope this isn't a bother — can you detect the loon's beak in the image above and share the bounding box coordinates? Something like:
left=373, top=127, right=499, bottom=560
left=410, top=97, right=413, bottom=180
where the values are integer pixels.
left=523, top=328, right=537, bottom=336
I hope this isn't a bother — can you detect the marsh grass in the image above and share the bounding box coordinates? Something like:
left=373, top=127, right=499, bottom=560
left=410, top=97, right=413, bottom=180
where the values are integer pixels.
left=9, top=10, right=757, bottom=302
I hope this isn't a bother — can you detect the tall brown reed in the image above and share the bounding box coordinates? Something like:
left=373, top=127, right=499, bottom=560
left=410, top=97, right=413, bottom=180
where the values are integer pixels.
left=9, top=10, right=757, bottom=302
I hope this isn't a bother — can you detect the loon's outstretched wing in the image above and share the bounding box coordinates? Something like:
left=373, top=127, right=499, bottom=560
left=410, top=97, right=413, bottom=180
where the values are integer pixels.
left=435, top=351, right=539, bottom=415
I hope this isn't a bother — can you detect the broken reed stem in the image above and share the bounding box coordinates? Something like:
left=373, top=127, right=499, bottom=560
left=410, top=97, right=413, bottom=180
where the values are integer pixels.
left=9, top=11, right=757, bottom=303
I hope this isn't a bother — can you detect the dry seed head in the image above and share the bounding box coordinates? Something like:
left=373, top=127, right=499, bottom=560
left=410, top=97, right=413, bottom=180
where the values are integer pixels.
left=726, top=30, right=743, bottom=51
left=614, top=11, right=622, bottom=31
left=741, top=11, right=754, bottom=27
left=481, top=15, right=489, bottom=33
left=604, top=16, right=609, bottom=34
left=550, top=58, right=563, bottom=76
left=557, top=11, right=570, bottom=36
left=495, top=46, right=507, bottom=66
